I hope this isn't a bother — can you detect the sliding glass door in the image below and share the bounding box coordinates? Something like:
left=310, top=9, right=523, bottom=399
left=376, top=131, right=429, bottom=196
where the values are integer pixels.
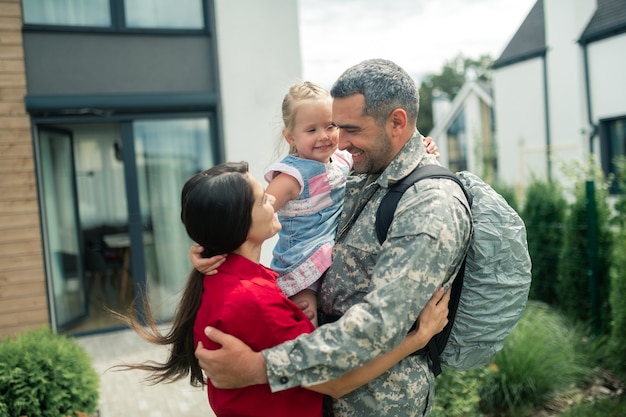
left=36, top=116, right=215, bottom=334
left=133, top=118, right=213, bottom=321
left=38, top=128, right=87, bottom=330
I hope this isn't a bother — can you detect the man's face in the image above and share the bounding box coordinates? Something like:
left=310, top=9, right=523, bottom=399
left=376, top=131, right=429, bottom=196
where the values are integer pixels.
left=332, top=94, right=394, bottom=174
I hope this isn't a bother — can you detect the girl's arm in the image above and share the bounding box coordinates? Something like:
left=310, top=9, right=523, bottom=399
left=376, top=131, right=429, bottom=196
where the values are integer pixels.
left=307, top=286, right=450, bottom=398
left=265, top=172, right=300, bottom=212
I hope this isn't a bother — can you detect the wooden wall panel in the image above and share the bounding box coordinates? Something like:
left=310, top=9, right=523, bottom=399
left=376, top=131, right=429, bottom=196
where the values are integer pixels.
left=0, top=0, right=49, bottom=338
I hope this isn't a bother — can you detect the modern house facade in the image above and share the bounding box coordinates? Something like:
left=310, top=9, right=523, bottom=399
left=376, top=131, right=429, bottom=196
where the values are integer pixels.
left=492, top=0, right=626, bottom=193
left=0, top=0, right=302, bottom=337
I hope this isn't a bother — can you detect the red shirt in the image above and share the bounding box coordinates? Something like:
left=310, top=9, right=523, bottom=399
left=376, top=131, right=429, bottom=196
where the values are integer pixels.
left=193, top=254, right=322, bottom=417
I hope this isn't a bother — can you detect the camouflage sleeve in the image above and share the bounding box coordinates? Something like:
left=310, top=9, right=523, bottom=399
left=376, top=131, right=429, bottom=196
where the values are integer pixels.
left=263, top=178, right=472, bottom=392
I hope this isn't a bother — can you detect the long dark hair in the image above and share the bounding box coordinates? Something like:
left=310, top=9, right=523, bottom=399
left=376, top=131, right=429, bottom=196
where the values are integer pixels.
left=114, top=161, right=254, bottom=387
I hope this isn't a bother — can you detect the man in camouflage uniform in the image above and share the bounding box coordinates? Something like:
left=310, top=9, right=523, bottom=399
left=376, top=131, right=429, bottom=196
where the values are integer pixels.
left=196, top=59, right=472, bottom=416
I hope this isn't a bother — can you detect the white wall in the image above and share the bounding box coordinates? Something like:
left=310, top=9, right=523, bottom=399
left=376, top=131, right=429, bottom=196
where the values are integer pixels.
left=464, top=93, right=482, bottom=173
left=494, top=58, right=546, bottom=190
left=214, top=0, right=303, bottom=263
left=588, top=34, right=626, bottom=120
left=543, top=0, right=596, bottom=182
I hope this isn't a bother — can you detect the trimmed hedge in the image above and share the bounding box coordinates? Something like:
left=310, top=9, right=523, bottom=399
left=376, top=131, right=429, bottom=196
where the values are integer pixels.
left=0, top=328, right=99, bottom=417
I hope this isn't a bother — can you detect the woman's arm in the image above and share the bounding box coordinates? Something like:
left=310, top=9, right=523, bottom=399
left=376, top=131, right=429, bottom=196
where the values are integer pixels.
left=307, top=287, right=450, bottom=398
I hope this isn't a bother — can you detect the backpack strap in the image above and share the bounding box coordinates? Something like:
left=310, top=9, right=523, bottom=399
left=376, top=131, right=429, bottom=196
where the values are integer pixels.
left=375, top=164, right=471, bottom=243
left=374, top=164, right=472, bottom=376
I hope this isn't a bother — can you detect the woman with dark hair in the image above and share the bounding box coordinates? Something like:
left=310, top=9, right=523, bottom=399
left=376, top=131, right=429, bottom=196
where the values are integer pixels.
left=117, top=161, right=450, bottom=417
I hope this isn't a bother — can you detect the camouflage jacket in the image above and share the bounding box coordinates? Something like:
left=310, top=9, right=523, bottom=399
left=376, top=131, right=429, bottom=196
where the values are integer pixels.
left=263, top=132, right=472, bottom=416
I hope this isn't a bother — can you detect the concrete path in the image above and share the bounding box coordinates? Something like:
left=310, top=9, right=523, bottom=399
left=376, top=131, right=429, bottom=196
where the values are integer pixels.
left=77, top=327, right=217, bottom=417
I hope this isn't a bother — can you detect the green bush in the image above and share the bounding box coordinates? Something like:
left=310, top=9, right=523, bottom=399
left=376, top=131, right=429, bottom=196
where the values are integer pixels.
left=557, top=159, right=613, bottom=334
left=478, top=301, right=592, bottom=416
left=608, top=156, right=626, bottom=376
left=431, top=366, right=492, bottom=417
left=0, top=328, right=99, bottom=417
left=522, top=177, right=567, bottom=306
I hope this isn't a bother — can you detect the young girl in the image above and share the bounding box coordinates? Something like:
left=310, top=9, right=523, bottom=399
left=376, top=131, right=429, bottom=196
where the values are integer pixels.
left=117, top=162, right=450, bottom=417
left=264, top=82, right=350, bottom=326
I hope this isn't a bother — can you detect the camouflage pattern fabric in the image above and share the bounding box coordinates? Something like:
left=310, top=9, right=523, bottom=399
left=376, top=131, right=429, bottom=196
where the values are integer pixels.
left=263, top=132, right=472, bottom=416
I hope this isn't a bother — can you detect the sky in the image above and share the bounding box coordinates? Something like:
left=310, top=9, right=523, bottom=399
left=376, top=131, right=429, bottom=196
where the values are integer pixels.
left=298, top=0, right=537, bottom=88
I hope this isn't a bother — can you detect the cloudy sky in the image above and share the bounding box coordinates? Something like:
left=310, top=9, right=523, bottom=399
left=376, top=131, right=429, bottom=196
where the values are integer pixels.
left=298, top=0, right=537, bottom=88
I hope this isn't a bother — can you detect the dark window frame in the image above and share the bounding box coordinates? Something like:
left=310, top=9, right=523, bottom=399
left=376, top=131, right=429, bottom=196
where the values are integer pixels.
left=599, top=115, right=626, bottom=194
left=22, top=0, right=211, bottom=36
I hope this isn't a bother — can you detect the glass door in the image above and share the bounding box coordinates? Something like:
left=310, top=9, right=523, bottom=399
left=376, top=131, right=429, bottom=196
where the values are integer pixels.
left=37, top=128, right=87, bottom=330
left=132, top=117, right=214, bottom=321
left=36, top=117, right=215, bottom=334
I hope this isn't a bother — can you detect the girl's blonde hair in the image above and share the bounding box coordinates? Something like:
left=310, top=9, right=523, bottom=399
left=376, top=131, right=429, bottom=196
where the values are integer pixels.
left=281, top=81, right=330, bottom=154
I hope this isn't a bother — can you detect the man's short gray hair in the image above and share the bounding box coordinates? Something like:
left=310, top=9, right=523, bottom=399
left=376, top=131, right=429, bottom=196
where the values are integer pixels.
left=330, top=59, right=419, bottom=127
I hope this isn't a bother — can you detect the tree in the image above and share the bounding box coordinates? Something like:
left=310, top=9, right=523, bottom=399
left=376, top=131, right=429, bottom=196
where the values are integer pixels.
left=522, top=177, right=567, bottom=305
left=556, top=159, right=613, bottom=334
left=417, top=53, right=494, bottom=135
left=608, top=156, right=626, bottom=374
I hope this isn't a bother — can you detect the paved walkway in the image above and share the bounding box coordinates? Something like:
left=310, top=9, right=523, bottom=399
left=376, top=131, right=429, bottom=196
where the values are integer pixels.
left=77, top=327, right=217, bottom=417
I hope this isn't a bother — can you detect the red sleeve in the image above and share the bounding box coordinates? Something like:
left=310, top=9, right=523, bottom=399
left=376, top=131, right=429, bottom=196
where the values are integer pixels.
left=202, top=280, right=313, bottom=352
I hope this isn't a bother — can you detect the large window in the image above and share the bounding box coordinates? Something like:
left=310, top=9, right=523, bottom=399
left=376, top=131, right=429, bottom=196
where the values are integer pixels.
left=22, top=0, right=206, bottom=31
left=600, top=116, right=626, bottom=194
left=23, top=0, right=111, bottom=27
left=125, top=0, right=204, bottom=29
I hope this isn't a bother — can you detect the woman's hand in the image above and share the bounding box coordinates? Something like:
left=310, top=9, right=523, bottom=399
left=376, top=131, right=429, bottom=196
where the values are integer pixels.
left=403, top=287, right=451, bottom=353
left=189, top=244, right=227, bottom=275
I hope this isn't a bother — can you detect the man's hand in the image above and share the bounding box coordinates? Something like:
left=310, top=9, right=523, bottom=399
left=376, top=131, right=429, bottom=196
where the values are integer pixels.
left=189, top=245, right=226, bottom=275
left=195, top=327, right=268, bottom=388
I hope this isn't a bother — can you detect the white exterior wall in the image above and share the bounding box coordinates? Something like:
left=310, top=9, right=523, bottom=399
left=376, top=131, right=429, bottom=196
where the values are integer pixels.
left=464, top=93, right=482, bottom=174
left=213, top=0, right=303, bottom=263
left=543, top=0, right=596, bottom=182
left=494, top=58, right=546, bottom=190
left=588, top=34, right=626, bottom=121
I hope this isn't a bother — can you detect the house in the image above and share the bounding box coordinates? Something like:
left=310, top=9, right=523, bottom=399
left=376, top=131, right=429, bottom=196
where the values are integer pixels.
left=428, top=80, right=496, bottom=183
left=0, top=0, right=302, bottom=337
left=492, top=0, right=626, bottom=192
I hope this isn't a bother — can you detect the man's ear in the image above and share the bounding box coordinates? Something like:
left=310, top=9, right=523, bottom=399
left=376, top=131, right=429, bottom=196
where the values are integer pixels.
left=387, top=108, right=408, bottom=137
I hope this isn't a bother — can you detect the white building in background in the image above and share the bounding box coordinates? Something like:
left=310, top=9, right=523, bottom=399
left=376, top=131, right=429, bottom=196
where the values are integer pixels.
left=492, top=0, right=626, bottom=193
left=428, top=81, right=496, bottom=183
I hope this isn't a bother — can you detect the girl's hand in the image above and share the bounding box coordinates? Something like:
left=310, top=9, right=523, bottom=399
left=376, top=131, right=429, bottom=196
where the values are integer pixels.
left=189, top=244, right=227, bottom=275
left=422, top=136, right=441, bottom=159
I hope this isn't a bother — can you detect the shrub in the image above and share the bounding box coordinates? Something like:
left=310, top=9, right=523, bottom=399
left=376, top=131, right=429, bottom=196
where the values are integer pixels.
left=608, top=156, right=626, bottom=375
left=431, top=366, right=491, bottom=417
left=556, top=159, right=612, bottom=334
left=0, top=328, right=99, bottom=417
left=478, top=301, right=592, bottom=416
left=521, top=177, right=567, bottom=306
